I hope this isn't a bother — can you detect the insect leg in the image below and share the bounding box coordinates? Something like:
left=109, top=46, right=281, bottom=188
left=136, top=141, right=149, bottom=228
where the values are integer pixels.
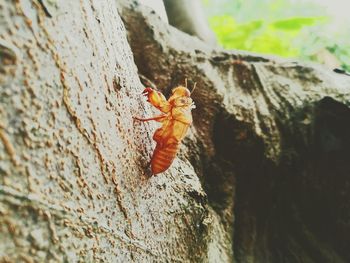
left=133, top=115, right=166, bottom=122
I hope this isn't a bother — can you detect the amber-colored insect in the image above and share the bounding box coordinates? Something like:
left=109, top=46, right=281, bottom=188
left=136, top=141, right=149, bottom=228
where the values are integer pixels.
left=134, top=81, right=196, bottom=175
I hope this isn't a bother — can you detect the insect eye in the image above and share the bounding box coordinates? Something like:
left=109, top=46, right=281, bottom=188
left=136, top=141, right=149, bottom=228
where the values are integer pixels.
left=179, top=98, right=186, bottom=104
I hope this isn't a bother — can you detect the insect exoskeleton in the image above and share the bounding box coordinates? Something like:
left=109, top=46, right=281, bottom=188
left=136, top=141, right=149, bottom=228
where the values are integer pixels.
left=134, top=81, right=196, bottom=175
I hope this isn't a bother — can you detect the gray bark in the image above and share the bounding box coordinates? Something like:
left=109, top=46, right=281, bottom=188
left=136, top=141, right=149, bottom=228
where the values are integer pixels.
left=118, top=1, right=350, bottom=262
left=163, top=0, right=217, bottom=45
left=0, top=1, right=215, bottom=262
left=1, top=0, right=350, bottom=262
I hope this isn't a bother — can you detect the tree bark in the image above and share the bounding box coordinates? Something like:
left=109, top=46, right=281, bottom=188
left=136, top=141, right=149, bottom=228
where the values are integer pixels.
left=0, top=1, right=215, bottom=262
left=163, top=0, right=217, bottom=45
left=1, top=0, right=350, bottom=262
left=118, top=1, right=350, bottom=262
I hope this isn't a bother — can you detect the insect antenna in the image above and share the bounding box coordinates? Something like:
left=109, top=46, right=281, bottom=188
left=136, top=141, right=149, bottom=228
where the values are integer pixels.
left=185, top=78, right=188, bottom=88
left=190, top=82, right=197, bottom=95
left=139, top=74, right=157, bottom=90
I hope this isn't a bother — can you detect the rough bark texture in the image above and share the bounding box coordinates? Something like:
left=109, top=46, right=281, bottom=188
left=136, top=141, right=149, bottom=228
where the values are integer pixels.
left=1, top=0, right=350, bottom=262
left=0, top=1, right=214, bottom=262
left=118, top=1, right=350, bottom=262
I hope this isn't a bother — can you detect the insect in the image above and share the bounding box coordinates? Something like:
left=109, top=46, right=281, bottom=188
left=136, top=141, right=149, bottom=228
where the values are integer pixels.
left=134, top=80, right=196, bottom=175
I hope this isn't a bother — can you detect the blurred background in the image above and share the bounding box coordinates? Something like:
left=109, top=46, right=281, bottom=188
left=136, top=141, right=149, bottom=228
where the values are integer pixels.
left=202, top=0, right=350, bottom=70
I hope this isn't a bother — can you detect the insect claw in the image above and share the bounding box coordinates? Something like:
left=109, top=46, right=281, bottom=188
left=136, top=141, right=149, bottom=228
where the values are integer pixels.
left=133, top=116, right=142, bottom=121
left=142, top=87, right=153, bottom=95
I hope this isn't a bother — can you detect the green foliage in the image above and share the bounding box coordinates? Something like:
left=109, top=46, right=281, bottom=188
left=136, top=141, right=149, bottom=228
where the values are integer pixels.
left=203, top=0, right=350, bottom=70
left=209, top=15, right=324, bottom=57
left=271, top=17, right=324, bottom=30
left=330, top=46, right=350, bottom=71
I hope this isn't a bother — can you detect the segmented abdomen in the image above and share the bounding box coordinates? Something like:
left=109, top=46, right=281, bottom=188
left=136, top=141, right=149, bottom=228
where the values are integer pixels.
left=151, top=143, right=179, bottom=174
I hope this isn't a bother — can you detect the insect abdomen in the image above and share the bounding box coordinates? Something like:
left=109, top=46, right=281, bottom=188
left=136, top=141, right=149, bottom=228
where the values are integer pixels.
left=151, top=143, right=179, bottom=174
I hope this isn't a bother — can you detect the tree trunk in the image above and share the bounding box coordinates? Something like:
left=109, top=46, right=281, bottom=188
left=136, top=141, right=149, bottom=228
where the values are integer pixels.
left=0, top=1, right=213, bottom=262
left=1, top=0, right=350, bottom=262
left=118, top=1, right=350, bottom=262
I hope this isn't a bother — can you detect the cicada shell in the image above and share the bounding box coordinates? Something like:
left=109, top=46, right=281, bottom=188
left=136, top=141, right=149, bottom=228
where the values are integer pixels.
left=134, top=83, right=196, bottom=175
